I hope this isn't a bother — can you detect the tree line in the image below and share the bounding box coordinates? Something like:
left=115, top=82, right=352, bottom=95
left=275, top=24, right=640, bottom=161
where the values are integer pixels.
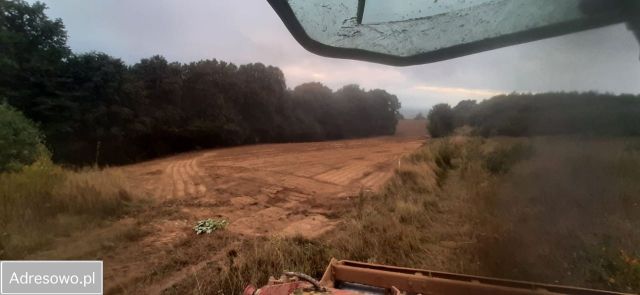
left=427, top=92, right=640, bottom=137
left=0, top=0, right=400, bottom=166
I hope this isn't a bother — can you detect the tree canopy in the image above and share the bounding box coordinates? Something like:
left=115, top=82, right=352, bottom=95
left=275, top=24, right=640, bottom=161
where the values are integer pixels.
left=427, top=104, right=454, bottom=137
left=0, top=0, right=401, bottom=165
left=428, top=92, right=640, bottom=137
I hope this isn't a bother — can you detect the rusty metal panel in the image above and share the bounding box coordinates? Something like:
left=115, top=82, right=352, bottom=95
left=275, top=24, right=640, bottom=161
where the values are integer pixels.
left=328, top=260, right=628, bottom=295
left=246, top=259, right=630, bottom=295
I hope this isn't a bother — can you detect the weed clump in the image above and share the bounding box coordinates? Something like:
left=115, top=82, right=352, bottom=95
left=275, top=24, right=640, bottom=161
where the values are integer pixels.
left=194, top=219, right=229, bottom=234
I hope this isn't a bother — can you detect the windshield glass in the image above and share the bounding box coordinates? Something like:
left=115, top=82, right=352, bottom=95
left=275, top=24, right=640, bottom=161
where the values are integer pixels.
left=362, top=0, right=498, bottom=24
left=282, top=0, right=625, bottom=64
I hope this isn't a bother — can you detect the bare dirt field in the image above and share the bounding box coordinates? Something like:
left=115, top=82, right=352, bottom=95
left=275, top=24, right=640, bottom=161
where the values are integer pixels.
left=32, top=120, right=425, bottom=294
left=123, top=132, right=424, bottom=239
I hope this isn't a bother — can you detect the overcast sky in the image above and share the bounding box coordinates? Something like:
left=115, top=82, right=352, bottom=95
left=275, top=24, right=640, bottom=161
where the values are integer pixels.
left=35, top=0, right=640, bottom=113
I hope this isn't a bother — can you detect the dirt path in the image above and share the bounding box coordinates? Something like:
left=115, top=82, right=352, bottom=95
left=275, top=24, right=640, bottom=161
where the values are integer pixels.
left=34, top=120, right=426, bottom=294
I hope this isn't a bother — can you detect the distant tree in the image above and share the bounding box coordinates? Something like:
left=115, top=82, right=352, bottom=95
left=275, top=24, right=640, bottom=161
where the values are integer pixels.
left=181, top=59, right=245, bottom=146
left=452, top=100, right=477, bottom=126
left=290, top=82, right=335, bottom=140
left=427, top=104, right=455, bottom=137
left=413, top=112, right=426, bottom=120
left=334, top=84, right=369, bottom=137
left=367, top=89, right=401, bottom=135
left=0, top=104, right=47, bottom=172
left=53, top=52, right=132, bottom=164
left=462, top=92, right=640, bottom=137
left=235, top=63, right=287, bottom=142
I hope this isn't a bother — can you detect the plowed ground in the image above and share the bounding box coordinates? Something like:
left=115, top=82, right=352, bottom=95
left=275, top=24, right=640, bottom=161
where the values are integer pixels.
left=32, top=120, right=426, bottom=294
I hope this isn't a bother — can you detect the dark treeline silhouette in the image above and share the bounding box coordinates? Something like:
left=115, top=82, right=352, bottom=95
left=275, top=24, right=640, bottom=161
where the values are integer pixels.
left=0, top=0, right=400, bottom=165
left=427, top=92, right=640, bottom=137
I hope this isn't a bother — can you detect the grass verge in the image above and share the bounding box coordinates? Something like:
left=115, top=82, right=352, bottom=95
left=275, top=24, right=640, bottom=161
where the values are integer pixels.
left=0, top=157, right=139, bottom=259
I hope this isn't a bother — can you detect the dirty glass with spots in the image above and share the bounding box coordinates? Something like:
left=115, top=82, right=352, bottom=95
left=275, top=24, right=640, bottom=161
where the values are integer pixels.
left=286, top=0, right=625, bottom=59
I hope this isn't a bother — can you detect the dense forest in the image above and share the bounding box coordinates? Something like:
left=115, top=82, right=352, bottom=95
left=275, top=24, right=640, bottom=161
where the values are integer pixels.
left=0, top=0, right=401, bottom=165
left=428, top=92, right=640, bottom=137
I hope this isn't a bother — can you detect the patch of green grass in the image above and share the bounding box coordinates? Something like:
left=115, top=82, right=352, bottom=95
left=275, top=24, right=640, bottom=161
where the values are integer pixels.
left=403, top=139, right=459, bottom=188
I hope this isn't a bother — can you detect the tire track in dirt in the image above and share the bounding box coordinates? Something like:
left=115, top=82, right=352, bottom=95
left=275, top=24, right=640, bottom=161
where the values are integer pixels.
left=315, top=161, right=370, bottom=186
left=158, top=157, right=209, bottom=199
left=360, top=170, right=393, bottom=189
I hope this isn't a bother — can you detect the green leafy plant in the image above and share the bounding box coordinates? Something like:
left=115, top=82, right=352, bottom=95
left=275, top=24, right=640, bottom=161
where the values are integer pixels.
left=0, top=104, right=48, bottom=172
left=193, top=219, right=228, bottom=234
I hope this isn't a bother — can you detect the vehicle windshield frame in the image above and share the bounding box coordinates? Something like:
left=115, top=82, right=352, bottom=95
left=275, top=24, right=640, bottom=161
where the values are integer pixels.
left=267, top=0, right=627, bottom=66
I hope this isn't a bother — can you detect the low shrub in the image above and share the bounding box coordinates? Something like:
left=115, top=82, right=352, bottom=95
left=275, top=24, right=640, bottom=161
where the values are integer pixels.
left=427, top=104, right=455, bottom=138
left=0, top=104, right=47, bottom=172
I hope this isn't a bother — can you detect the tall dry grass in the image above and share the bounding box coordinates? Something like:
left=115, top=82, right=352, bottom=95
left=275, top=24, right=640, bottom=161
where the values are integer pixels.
left=0, top=157, right=136, bottom=259
left=165, top=236, right=333, bottom=295
left=166, top=137, right=640, bottom=294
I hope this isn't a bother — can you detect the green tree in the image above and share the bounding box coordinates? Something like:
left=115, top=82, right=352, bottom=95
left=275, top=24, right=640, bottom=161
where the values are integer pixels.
left=181, top=59, right=246, bottom=146
left=0, top=0, right=70, bottom=118
left=335, top=84, right=369, bottom=137
left=452, top=100, right=477, bottom=126
left=0, top=104, right=47, bottom=172
left=235, top=63, right=287, bottom=142
left=53, top=53, right=132, bottom=164
left=427, top=103, right=455, bottom=137
left=289, top=82, right=335, bottom=140
left=367, top=89, right=400, bottom=135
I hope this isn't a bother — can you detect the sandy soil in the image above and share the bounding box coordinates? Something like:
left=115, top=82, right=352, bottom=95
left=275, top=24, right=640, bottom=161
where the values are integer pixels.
left=33, top=120, right=426, bottom=294
left=124, top=136, right=423, bottom=236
